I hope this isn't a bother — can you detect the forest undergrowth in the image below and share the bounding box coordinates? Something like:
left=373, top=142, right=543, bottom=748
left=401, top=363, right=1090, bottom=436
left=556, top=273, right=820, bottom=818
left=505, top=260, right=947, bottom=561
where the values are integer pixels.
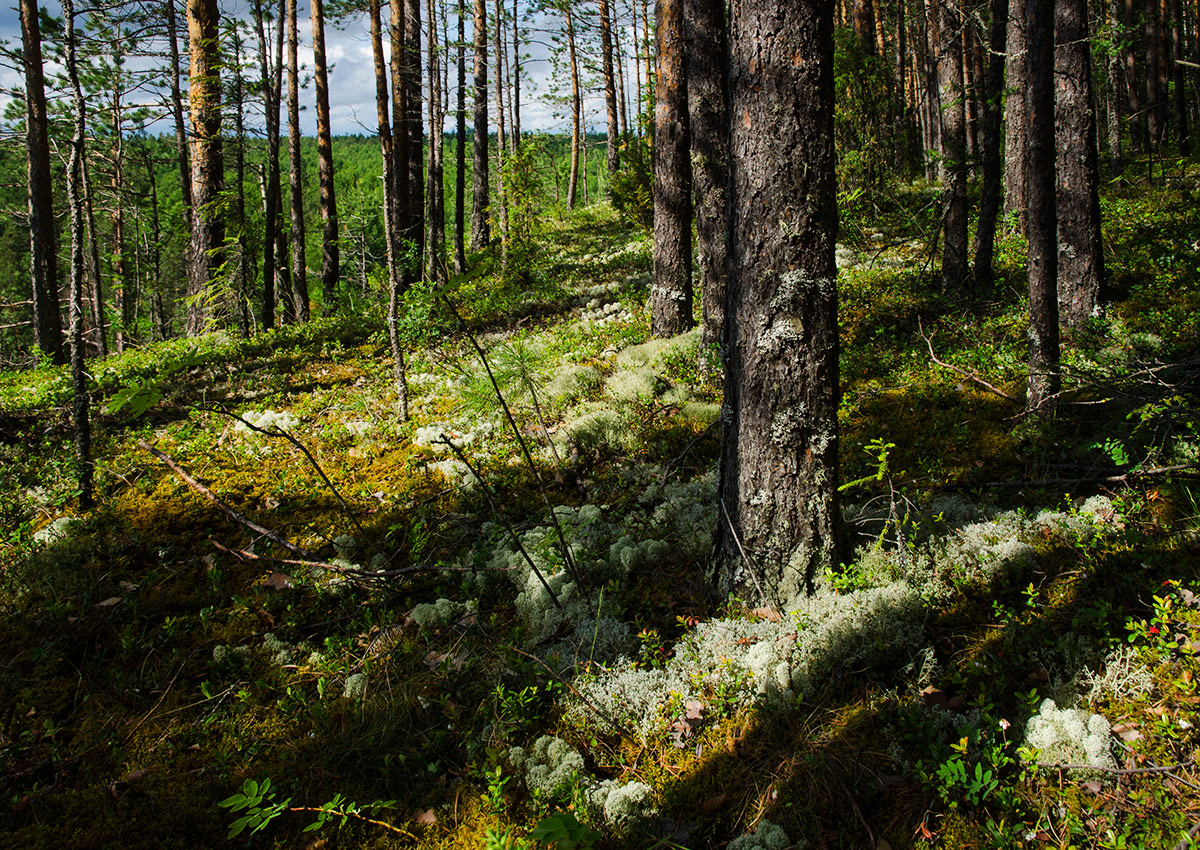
left=2, top=170, right=1200, bottom=850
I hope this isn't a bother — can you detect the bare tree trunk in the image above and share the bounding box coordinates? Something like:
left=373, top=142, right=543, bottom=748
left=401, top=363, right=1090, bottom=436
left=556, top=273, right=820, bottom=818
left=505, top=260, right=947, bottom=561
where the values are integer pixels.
left=64, top=0, right=94, bottom=506
left=1026, top=0, right=1060, bottom=412
left=286, top=0, right=309, bottom=322
left=650, top=0, right=693, bottom=336
left=1005, top=0, right=1029, bottom=231
left=427, top=0, right=446, bottom=281
left=1173, top=0, right=1190, bottom=154
left=600, top=0, right=621, bottom=176
left=455, top=1, right=467, bottom=272
left=231, top=27, right=251, bottom=337
left=1146, top=0, right=1164, bottom=149
left=186, top=0, right=224, bottom=337
left=252, top=0, right=284, bottom=330
left=1055, top=0, right=1105, bottom=326
left=404, top=0, right=424, bottom=274
left=616, top=4, right=630, bottom=136
left=1107, top=0, right=1125, bottom=173
left=20, top=0, right=64, bottom=364
left=471, top=0, right=491, bottom=248
left=165, top=0, right=194, bottom=253
left=718, top=0, right=839, bottom=603
left=939, top=0, right=969, bottom=291
left=974, top=0, right=1009, bottom=289
left=565, top=5, right=583, bottom=209
left=686, top=0, right=728, bottom=363
left=111, top=65, right=131, bottom=352
left=512, top=0, right=521, bottom=147
left=312, top=0, right=341, bottom=312
left=494, top=0, right=510, bottom=257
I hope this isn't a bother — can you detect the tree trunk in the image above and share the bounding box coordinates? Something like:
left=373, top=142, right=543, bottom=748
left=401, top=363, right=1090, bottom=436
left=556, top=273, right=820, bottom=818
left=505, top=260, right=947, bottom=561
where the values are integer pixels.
left=686, top=0, right=728, bottom=364
left=973, top=0, right=1009, bottom=289
left=565, top=5, right=583, bottom=209
left=853, top=0, right=877, bottom=55
left=62, top=0, right=93, bottom=507
left=455, top=2, right=467, bottom=272
left=1173, top=0, right=1190, bottom=154
left=495, top=0, right=510, bottom=257
left=939, top=0, right=970, bottom=292
left=111, top=81, right=130, bottom=352
left=600, top=0, right=621, bottom=176
left=165, top=0, right=194, bottom=252
left=511, top=0, right=522, bottom=147
left=718, top=0, right=839, bottom=604
left=1146, top=0, right=1164, bottom=149
left=286, top=0, right=308, bottom=323
left=651, top=0, right=692, bottom=336
left=252, top=0, right=284, bottom=330
left=1126, top=0, right=1147, bottom=154
left=427, top=0, right=446, bottom=281
left=1025, top=0, right=1060, bottom=412
left=471, top=0, right=491, bottom=248
left=312, top=0, right=341, bottom=312
left=20, top=0, right=65, bottom=364
left=186, top=0, right=225, bottom=337
left=404, top=0, right=424, bottom=274
left=1004, top=0, right=1028, bottom=231
left=1055, top=0, right=1105, bottom=326
left=231, top=27, right=251, bottom=337
left=1107, top=0, right=1125, bottom=174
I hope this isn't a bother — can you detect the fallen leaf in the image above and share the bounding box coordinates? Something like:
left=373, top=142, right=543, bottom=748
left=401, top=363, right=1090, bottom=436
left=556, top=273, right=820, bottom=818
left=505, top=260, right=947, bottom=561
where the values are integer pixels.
left=413, top=809, right=436, bottom=826
left=1082, top=780, right=1103, bottom=795
left=119, top=581, right=138, bottom=592
left=750, top=606, right=782, bottom=623
left=96, top=596, right=123, bottom=608
left=264, top=572, right=294, bottom=591
left=684, top=699, right=704, bottom=720
left=1117, top=727, right=1142, bottom=743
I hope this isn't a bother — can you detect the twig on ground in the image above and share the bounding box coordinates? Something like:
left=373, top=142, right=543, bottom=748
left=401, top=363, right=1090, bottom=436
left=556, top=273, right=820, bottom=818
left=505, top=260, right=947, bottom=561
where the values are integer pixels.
left=502, top=642, right=630, bottom=740
left=982, top=463, right=1200, bottom=489
left=918, top=317, right=1019, bottom=403
left=659, top=418, right=720, bottom=484
left=210, top=537, right=513, bottom=579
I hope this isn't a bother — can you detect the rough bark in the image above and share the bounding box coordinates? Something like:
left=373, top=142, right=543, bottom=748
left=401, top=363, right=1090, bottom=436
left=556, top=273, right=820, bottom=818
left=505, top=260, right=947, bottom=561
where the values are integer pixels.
left=973, top=0, right=1009, bottom=289
left=471, top=0, right=490, bottom=249
left=1055, top=0, right=1105, bottom=326
left=20, top=0, right=64, bottom=364
left=853, top=0, right=877, bottom=54
left=312, top=0, right=341, bottom=312
left=599, top=0, right=621, bottom=176
left=1025, top=0, right=1060, bottom=412
left=651, top=0, right=693, bottom=337
left=1004, top=0, right=1028, bottom=230
left=939, top=0, right=970, bottom=292
left=1106, top=0, right=1125, bottom=174
left=286, top=0, right=308, bottom=322
left=186, top=0, right=224, bottom=336
left=1125, top=0, right=1147, bottom=154
left=717, top=0, right=839, bottom=604
left=686, top=0, right=729, bottom=363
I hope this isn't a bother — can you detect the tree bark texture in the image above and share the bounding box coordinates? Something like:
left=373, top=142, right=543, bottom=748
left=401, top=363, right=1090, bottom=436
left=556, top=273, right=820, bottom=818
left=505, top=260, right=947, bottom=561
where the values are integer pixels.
left=1025, top=0, right=1060, bottom=412
left=186, top=0, right=225, bottom=336
left=938, top=0, right=969, bottom=292
left=1054, top=0, right=1105, bottom=327
left=717, top=0, right=839, bottom=604
left=651, top=0, right=693, bottom=337
left=686, top=0, right=729, bottom=363
left=472, top=0, right=491, bottom=249
left=286, top=0, right=308, bottom=322
left=252, top=0, right=284, bottom=330
left=20, top=0, right=65, bottom=364
left=312, top=0, right=341, bottom=311
left=165, top=0, right=194, bottom=243
left=1004, top=0, right=1028, bottom=230
left=600, top=0, right=621, bottom=176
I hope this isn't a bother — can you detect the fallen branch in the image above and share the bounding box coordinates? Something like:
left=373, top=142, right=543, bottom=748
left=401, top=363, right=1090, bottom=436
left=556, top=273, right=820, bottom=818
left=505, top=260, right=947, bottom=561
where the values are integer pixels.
left=138, top=438, right=315, bottom=560
left=210, top=537, right=515, bottom=579
left=918, top=317, right=1019, bottom=403
left=1037, top=758, right=1194, bottom=776
left=982, top=463, right=1200, bottom=489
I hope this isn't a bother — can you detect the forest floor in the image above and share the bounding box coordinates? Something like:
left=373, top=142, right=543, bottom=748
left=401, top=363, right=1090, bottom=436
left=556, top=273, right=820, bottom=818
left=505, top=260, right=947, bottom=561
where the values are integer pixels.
left=2, top=170, right=1200, bottom=850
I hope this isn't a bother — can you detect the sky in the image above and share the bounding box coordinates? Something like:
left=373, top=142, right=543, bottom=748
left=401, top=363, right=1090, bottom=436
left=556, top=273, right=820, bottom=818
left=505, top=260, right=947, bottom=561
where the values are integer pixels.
left=0, top=0, right=638, bottom=137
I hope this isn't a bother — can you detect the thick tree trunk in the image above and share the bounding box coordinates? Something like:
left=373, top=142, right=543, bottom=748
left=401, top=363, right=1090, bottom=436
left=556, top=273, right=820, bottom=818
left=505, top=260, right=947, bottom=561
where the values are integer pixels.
left=20, top=0, right=64, bottom=364
left=471, top=0, right=491, bottom=249
left=1146, top=0, right=1164, bottom=149
left=1004, top=0, right=1028, bottom=231
left=1025, top=0, right=1060, bottom=412
left=600, top=0, right=621, bottom=176
left=186, top=0, right=224, bottom=336
left=651, top=0, right=693, bottom=336
left=1055, top=0, right=1105, bottom=326
left=718, top=0, right=839, bottom=604
left=853, top=0, right=877, bottom=54
left=286, top=0, right=309, bottom=323
left=312, top=0, right=341, bottom=312
left=686, top=0, right=729, bottom=364
left=939, top=0, right=970, bottom=292
left=973, top=0, right=1009, bottom=289
left=63, top=0, right=93, bottom=507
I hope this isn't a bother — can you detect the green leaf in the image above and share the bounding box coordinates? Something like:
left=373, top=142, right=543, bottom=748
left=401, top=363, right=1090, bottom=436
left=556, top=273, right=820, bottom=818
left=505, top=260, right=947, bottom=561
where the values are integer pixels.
left=228, top=815, right=253, bottom=839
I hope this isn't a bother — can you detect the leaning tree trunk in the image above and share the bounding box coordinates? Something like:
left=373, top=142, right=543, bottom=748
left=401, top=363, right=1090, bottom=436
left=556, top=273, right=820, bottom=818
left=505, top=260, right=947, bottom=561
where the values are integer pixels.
left=650, top=0, right=693, bottom=337
left=1055, top=0, right=1105, bottom=326
left=686, top=0, right=728, bottom=363
left=717, top=0, right=839, bottom=604
left=186, top=0, right=224, bottom=337
left=471, top=0, right=490, bottom=249
left=312, top=0, right=341, bottom=312
left=286, top=0, right=308, bottom=323
left=1025, top=0, right=1060, bottom=412
left=20, top=0, right=64, bottom=364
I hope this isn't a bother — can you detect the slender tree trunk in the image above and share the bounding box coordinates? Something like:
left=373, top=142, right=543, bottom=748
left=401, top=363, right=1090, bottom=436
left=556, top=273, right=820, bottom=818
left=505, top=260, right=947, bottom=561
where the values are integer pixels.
left=471, top=0, right=491, bottom=248
left=1107, top=0, right=1125, bottom=173
left=495, top=0, right=510, bottom=256
left=600, top=0, right=621, bottom=176
left=111, top=84, right=130, bottom=352
left=1146, top=0, right=1164, bottom=149
left=1173, top=0, right=1190, bottom=154
left=1055, top=0, right=1105, bottom=326
left=165, top=0, right=194, bottom=247
left=252, top=0, right=283, bottom=330
left=185, top=0, right=224, bottom=337
left=718, top=0, right=839, bottom=603
left=312, top=0, right=341, bottom=312
left=565, top=5, right=583, bottom=208
left=427, top=0, right=446, bottom=280
left=286, top=0, right=309, bottom=322
left=1005, top=0, right=1028, bottom=230
left=455, top=2, right=467, bottom=271
left=686, top=0, right=728, bottom=363
left=20, top=0, right=64, bottom=364
left=939, top=0, right=969, bottom=291
left=1026, top=0, right=1060, bottom=412
left=63, top=0, right=93, bottom=507
left=1126, top=0, right=1147, bottom=154
left=651, top=0, right=693, bottom=336
left=404, top=0, right=424, bottom=273
left=512, top=0, right=521, bottom=147
left=974, top=0, right=1009, bottom=289
left=231, top=28, right=251, bottom=337
left=616, top=5, right=630, bottom=136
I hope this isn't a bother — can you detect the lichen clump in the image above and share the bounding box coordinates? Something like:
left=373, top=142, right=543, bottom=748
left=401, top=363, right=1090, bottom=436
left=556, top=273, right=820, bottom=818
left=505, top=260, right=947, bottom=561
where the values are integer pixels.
left=1023, top=698, right=1116, bottom=774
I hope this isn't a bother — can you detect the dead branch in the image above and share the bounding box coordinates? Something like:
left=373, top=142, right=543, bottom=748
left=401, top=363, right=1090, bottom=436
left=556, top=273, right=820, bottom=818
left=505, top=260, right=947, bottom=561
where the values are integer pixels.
left=210, top=537, right=515, bottom=579
left=918, top=317, right=1019, bottom=403
left=982, top=463, right=1200, bottom=489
